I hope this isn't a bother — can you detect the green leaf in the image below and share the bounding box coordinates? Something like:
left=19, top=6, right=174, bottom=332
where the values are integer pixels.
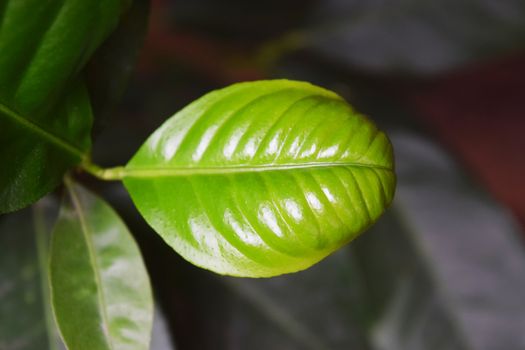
left=0, top=81, right=92, bottom=214
left=0, top=0, right=129, bottom=213
left=49, top=180, right=153, bottom=350
left=86, top=0, right=150, bottom=135
left=160, top=131, right=525, bottom=349
left=123, top=79, right=396, bottom=277
left=0, top=199, right=63, bottom=350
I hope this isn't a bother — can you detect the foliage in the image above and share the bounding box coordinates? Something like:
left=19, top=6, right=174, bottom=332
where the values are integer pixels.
left=123, top=80, right=395, bottom=277
left=50, top=180, right=153, bottom=350
left=0, top=0, right=127, bottom=213
left=162, top=133, right=525, bottom=350
left=0, top=1, right=395, bottom=349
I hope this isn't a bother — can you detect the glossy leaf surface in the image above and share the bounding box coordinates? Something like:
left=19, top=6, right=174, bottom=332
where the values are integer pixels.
left=50, top=181, right=153, bottom=350
left=165, top=132, right=525, bottom=349
left=124, top=80, right=395, bottom=277
left=0, top=0, right=128, bottom=213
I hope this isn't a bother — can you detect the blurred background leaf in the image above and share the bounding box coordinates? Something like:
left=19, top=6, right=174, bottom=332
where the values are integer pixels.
left=301, top=0, right=525, bottom=74
left=0, top=195, right=176, bottom=350
left=356, top=132, right=525, bottom=350
left=151, top=305, right=177, bottom=350
left=86, top=0, right=150, bottom=135
left=0, top=198, right=63, bottom=350
left=166, top=0, right=525, bottom=74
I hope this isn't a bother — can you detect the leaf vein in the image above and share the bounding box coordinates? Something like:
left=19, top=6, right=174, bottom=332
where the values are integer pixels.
left=272, top=99, right=325, bottom=162
left=252, top=95, right=317, bottom=159
left=123, top=162, right=393, bottom=177
left=186, top=177, right=264, bottom=266
left=66, top=180, right=114, bottom=350
left=0, top=101, right=84, bottom=159
left=345, top=168, right=372, bottom=222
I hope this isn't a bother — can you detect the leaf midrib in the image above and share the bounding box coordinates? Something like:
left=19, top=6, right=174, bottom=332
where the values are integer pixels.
left=124, top=161, right=393, bottom=178
left=33, top=205, right=59, bottom=350
left=66, top=181, right=114, bottom=350
left=0, top=100, right=84, bottom=159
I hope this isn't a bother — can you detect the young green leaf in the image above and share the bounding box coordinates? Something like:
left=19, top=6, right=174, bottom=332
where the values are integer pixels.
left=0, top=0, right=129, bottom=213
left=123, top=80, right=396, bottom=277
left=49, top=180, right=153, bottom=350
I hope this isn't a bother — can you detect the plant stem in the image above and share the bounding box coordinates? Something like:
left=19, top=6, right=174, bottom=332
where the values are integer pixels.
left=81, top=161, right=125, bottom=181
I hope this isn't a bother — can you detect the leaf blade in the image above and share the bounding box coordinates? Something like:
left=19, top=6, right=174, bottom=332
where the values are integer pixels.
left=50, top=180, right=153, bottom=350
left=124, top=80, right=395, bottom=277
left=0, top=82, right=92, bottom=213
left=0, top=0, right=128, bottom=213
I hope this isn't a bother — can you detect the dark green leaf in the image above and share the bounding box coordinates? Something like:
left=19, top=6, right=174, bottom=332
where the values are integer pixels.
left=123, top=80, right=396, bottom=277
left=0, top=82, right=92, bottom=214
left=0, top=0, right=129, bottom=213
left=87, top=0, right=150, bottom=135
left=49, top=180, right=153, bottom=350
left=0, top=199, right=62, bottom=350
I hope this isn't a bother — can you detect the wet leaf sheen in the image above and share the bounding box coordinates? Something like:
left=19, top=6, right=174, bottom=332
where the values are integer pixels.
left=124, top=80, right=396, bottom=277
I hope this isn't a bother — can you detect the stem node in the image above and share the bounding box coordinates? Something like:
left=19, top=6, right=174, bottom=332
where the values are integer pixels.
left=81, top=162, right=125, bottom=181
